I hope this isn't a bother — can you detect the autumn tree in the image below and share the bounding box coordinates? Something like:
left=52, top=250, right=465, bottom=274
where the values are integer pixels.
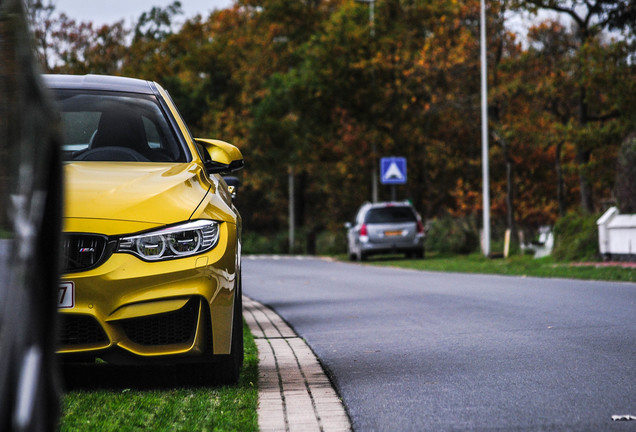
left=24, top=0, right=128, bottom=74
left=122, top=1, right=184, bottom=79
left=52, top=19, right=128, bottom=75
left=489, top=20, right=576, bottom=229
left=24, top=0, right=56, bottom=70
left=249, top=0, right=487, bottom=229
left=519, top=0, right=636, bottom=213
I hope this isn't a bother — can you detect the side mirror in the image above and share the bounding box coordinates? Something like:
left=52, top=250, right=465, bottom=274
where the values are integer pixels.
left=344, top=222, right=352, bottom=229
left=195, top=138, right=244, bottom=174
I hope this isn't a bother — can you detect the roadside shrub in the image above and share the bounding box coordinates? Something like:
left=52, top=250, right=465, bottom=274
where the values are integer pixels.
left=242, top=231, right=288, bottom=254
left=316, top=230, right=347, bottom=255
left=552, top=212, right=599, bottom=262
left=242, top=229, right=346, bottom=255
left=426, top=215, right=479, bottom=254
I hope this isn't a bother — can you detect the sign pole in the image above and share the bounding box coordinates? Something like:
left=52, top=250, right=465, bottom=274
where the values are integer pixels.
left=372, top=152, right=378, bottom=203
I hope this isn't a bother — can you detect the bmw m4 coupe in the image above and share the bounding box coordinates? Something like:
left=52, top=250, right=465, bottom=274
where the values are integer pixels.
left=45, top=74, right=244, bottom=383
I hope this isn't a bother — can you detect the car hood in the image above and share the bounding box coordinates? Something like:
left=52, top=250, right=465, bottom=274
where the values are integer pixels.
left=64, top=162, right=209, bottom=227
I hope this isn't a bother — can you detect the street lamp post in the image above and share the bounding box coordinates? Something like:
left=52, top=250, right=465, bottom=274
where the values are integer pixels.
left=480, top=0, right=491, bottom=256
left=288, top=165, right=294, bottom=254
left=356, top=0, right=378, bottom=203
left=358, top=0, right=375, bottom=37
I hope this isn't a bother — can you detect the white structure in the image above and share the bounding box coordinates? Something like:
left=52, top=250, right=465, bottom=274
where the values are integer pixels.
left=597, top=207, right=636, bottom=259
left=519, top=226, right=554, bottom=258
left=533, top=226, right=554, bottom=259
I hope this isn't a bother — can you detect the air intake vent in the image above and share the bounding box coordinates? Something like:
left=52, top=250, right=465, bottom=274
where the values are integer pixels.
left=58, top=314, right=108, bottom=346
left=119, top=298, right=200, bottom=346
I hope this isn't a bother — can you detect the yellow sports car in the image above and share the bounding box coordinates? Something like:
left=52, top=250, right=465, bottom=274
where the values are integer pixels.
left=45, top=74, right=244, bottom=383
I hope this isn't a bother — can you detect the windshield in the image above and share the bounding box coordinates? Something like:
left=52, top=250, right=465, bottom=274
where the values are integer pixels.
left=53, top=90, right=187, bottom=163
left=365, top=207, right=416, bottom=224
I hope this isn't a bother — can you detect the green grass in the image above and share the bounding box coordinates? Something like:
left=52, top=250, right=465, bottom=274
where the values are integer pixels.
left=341, top=253, right=636, bottom=283
left=59, top=322, right=259, bottom=432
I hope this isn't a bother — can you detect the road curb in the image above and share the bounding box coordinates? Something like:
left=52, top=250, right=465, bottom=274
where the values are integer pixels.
left=243, top=296, right=351, bottom=432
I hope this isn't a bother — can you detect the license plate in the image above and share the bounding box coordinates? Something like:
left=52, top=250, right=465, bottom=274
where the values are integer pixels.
left=58, top=282, right=75, bottom=309
left=384, top=230, right=403, bottom=237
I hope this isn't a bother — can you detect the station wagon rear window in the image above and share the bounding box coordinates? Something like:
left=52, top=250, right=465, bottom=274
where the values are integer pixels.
left=365, top=207, right=416, bottom=224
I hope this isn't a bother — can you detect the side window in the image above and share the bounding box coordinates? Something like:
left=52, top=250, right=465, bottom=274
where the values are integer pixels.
left=143, top=116, right=161, bottom=149
left=155, top=85, right=195, bottom=162
left=142, top=115, right=184, bottom=161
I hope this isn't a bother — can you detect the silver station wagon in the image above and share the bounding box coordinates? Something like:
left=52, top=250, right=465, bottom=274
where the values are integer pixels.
left=346, top=201, right=425, bottom=261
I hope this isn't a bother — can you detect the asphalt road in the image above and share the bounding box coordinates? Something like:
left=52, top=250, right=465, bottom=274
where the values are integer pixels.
left=242, top=256, right=636, bottom=432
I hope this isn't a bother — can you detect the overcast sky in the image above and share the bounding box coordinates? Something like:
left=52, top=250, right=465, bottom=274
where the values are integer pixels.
left=54, top=0, right=234, bottom=26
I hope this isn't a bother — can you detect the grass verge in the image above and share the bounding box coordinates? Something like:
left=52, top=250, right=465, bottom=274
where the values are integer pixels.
left=344, top=253, right=636, bottom=283
left=58, top=322, right=258, bottom=432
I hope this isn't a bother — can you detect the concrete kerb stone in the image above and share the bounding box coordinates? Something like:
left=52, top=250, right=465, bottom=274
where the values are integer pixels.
left=243, top=296, right=352, bottom=432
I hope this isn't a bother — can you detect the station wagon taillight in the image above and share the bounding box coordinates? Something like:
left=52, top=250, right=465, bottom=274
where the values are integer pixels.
left=417, top=220, right=424, bottom=234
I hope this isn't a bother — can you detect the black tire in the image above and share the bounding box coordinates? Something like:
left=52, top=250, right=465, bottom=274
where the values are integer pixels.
left=215, top=280, right=244, bottom=385
left=182, top=278, right=243, bottom=387
left=348, top=248, right=356, bottom=261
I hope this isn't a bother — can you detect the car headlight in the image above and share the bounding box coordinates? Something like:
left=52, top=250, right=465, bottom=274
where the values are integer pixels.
left=117, top=220, right=220, bottom=261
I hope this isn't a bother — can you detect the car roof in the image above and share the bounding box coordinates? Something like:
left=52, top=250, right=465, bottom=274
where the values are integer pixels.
left=362, top=201, right=414, bottom=210
left=43, top=74, right=155, bottom=94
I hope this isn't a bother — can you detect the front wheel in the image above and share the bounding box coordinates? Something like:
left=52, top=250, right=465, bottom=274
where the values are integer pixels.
left=347, top=245, right=356, bottom=261
left=216, top=288, right=244, bottom=385
left=183, top=282, right=243, bottom=386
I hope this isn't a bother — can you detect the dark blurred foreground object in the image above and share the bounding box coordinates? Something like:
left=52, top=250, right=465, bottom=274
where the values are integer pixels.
left=0, top=0, right=63, bottom=430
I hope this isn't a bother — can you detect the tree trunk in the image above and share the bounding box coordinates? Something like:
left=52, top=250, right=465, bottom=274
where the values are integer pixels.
left=503, top=137, right=515, bottom=233
left=555, top=140, right=566, bottom=216
left=576, top=147, right=594, bottom=213
left=577, top=86, right=595, bottom=213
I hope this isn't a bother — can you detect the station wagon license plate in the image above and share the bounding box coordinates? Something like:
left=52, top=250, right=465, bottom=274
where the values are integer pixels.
left=384, top=230, right=403, bottom=237
left=58, top=282, right=75, bottom=309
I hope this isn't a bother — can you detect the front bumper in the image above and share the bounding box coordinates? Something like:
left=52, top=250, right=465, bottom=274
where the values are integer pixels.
left=57, top=222, right=238, bottom=364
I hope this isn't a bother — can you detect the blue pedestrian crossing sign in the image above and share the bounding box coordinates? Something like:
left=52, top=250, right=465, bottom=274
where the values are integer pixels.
left=380, top=157, right=407, bottom=185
